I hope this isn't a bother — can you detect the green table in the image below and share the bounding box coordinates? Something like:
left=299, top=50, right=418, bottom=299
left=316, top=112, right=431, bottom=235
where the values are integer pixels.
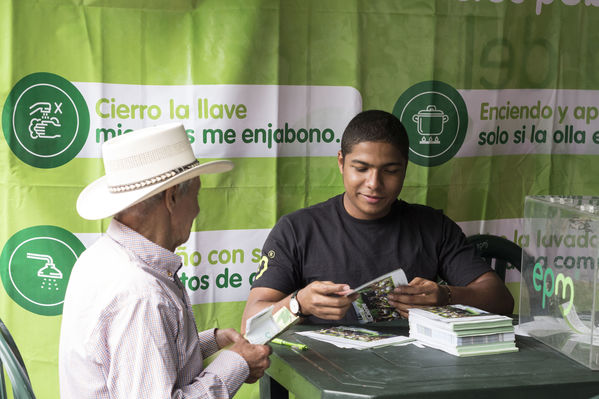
left=260, top=321, right=599, bottom=399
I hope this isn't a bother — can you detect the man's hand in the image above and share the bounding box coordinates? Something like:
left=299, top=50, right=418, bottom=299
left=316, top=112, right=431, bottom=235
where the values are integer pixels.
left=241, top=283, right=359, bottom=332
left=228, top=339, right=272, bottom=383
left=387, top=277, right=449, bottom=318
left=387, top=271, right=515, bottom=318
left=214, top=328, right=245, bottom=349
left=296, top=281, right=358, bottom=320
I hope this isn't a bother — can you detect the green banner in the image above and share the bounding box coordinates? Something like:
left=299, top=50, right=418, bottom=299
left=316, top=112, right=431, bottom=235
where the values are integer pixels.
left=1, top=0, right=598, bottom=398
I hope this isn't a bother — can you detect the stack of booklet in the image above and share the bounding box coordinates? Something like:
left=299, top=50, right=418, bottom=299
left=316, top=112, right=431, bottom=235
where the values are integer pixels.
left=408, top=304, right=518, bottom=357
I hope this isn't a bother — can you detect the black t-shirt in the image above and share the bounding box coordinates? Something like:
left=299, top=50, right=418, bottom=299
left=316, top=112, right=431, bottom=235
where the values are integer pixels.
left=251, top=194, right=491, bottom=324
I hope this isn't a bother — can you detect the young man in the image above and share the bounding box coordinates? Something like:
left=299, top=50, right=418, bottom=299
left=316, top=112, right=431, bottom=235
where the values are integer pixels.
left=241, top=110, right=513, bottom=327
left=59, top=123, right=271, bottom=398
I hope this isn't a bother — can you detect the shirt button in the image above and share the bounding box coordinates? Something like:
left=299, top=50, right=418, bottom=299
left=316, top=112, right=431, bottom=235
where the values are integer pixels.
left=167, top=271, right=173, bottom=277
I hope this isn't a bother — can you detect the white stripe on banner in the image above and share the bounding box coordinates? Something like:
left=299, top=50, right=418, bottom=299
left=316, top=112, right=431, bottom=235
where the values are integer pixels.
left=75, top=229, right=270, bottom=304
left=74, top=84, right=599, bottom=159
left=74, top=83, right=362, bottom=158
left=458, top=89, right=599, bottom=157
left=77, top=220, right=528, bottom=302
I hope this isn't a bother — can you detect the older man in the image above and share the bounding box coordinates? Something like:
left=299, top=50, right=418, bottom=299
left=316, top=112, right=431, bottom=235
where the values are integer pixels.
left=59, top=123, right=270, bottom=398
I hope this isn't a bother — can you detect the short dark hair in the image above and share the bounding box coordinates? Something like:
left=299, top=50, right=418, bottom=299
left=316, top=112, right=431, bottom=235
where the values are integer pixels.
left=340, top=110, right=409, bottom=161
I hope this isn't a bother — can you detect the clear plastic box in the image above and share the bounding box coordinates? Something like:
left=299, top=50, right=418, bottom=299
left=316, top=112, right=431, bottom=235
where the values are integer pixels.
left=519, top=195, right=599, bottom=369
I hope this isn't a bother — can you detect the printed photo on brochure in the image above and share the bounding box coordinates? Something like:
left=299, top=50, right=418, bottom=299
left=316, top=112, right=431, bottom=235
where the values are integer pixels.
left=350, top=268, right=408, bottom=323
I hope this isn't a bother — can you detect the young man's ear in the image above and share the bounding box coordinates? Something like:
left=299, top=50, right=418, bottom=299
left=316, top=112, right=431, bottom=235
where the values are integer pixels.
left=337, top=150, right=345, bottom=174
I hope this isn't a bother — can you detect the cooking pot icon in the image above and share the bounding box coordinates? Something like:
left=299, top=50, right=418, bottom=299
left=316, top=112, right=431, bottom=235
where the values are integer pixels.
left=412, top=105, right=449, bottom=144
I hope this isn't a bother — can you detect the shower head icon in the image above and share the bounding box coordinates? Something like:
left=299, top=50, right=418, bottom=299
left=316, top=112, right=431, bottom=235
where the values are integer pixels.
left=27, top=253, right=63, bottom=279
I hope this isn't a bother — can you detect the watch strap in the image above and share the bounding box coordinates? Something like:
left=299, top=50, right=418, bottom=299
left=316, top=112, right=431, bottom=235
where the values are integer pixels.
left=291, top=289, right=309, bottom=318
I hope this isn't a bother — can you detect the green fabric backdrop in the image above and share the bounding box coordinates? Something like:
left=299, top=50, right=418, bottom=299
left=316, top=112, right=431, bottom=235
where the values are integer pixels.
left=1, top=0, right=598, bottom=397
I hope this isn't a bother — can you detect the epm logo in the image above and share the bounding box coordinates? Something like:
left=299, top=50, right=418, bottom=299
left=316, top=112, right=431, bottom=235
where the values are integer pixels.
left=532, top=262, right=574, bottom=316
left=2, top=72, right=90, bottom=168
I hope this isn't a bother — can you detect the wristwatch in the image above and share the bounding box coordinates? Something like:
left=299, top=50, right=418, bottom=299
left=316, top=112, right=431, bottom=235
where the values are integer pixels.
left=289, top=289, right=309, bottom=317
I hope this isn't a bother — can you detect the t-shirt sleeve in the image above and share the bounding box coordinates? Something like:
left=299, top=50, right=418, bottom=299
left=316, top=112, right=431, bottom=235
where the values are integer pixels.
left=250, top=216, right=301, bottom=294
left=436, top=214, right=493, bottom=286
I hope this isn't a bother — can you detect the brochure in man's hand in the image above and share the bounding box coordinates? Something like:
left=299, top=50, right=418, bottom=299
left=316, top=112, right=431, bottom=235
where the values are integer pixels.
left=346, top=267, right=408, bottom=324
left=244, top=305, right=299, bottom=345
left=296, top=326, right=414, bottom=349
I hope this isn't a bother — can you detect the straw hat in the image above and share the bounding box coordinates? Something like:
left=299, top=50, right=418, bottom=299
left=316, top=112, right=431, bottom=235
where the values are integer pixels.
left=76, top=123, right=233, bottom=220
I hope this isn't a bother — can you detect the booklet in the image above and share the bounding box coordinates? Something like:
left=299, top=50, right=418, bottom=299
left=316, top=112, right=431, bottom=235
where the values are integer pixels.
left=408, top=305, right=517, bottom=357
left=244, top=305, right=299, bottom=345
left=408, top=305, right=513, bottom=332
left=347, top=268, right=408, bottom=324
left=410, top=330, right=518, bottom=357
left=561, top=303, right=594, bottom=336
left=296, top=326, right=414, bottom=349
left=410, top=320, right=515, bottom=345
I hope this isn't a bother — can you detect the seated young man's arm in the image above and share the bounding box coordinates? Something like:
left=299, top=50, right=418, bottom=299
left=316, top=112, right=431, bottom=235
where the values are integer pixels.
left=387, top=212, right=514, bottom=317
left=241, top=282, right=357, bottom=334
left=388, top=271, right=514, bottom=317
left=451, top=270, right=514, bottom=314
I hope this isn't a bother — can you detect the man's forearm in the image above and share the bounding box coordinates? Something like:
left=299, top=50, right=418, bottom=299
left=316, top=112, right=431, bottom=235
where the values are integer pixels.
left=450, top=276, right=514, bottom=315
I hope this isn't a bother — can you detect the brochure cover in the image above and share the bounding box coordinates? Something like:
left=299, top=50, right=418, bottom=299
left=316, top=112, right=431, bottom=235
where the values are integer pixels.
left=348, top=268, right=408, bottom=324
left=297, top=326, right=414, bottom=349
left=244, top=305, right=299, bottom=345
left=408, top=305, right=513, bottom=331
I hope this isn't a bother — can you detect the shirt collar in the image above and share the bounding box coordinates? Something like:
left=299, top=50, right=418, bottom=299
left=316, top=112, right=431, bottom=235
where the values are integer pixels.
left=106, top=219, right=182, bottom=278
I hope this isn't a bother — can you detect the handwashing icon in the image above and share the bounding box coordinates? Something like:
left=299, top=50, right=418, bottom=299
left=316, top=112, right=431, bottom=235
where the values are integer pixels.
left=28, top=102, right=62, bottom=139
left=27, top=252, right=63, bottom=291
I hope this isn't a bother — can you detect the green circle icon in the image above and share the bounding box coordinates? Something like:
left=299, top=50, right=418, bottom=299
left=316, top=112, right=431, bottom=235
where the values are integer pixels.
left=2, top=72, right=90, bottom=168
left=392, top=81, right=468, bottom=167
left=0, top=226, right=85, bottom=316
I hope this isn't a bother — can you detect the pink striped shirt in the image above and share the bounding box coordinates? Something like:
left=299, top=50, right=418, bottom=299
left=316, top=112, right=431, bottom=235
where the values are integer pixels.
left=59, top=219, right=249, bottom=398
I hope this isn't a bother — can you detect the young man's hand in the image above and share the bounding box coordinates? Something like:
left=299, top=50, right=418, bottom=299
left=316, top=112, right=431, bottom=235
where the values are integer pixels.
left=387, top=277, right=448, bottom=318
left=296, top=281, right=359, bottom=320
left=387, top=271, right=515, bottom=317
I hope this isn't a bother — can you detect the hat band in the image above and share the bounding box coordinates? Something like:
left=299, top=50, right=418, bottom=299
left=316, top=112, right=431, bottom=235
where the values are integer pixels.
left=108, top=160, right=200, bottom=193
